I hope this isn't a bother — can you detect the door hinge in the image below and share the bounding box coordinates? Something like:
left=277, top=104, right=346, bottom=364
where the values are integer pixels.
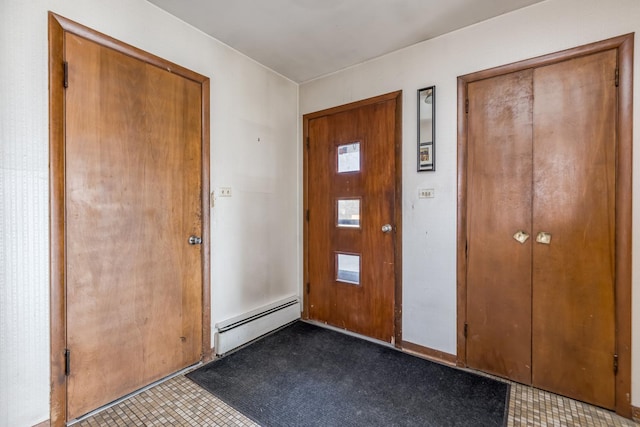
left=306, top=136, right=310, bottom=149
left=465, top=99, right=469, bottom=114
left=63, top=61, right=69, bottom=88
left=464, top=323, right=468, bottom=338
left=615, top=68, right=619, bottom=87
left=306, top=282, right=310, bottom=294
left=64, top=349, right=70, bottom=376
left=306, top=209, right=310, bottom=222
left=613, top=354, right=619, bottom=374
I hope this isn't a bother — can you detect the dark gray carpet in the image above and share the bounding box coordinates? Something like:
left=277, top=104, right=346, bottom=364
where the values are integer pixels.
left=187, top=321, right=509, bottom=427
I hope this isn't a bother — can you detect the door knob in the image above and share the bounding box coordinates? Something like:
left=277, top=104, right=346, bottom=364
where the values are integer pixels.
left=536, top=232, right=551, bottom=245
left=512, top=230, right=530, bottom=244
left=188, top=235, right=202, bottom=245
left=381, top=224, right=393, bottom=233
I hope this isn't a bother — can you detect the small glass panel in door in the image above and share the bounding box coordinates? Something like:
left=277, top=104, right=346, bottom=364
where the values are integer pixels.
left=336, top=253, right=360, bottom=285
left=337, top=199, right=360, bottom=228
left=337, top=142, right=360, bottom=173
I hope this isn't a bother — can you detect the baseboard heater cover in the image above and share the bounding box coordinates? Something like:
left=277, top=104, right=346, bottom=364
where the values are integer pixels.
left=214, top=296, right=300, bottom=355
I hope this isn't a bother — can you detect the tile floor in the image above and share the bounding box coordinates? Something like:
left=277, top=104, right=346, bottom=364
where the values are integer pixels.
left=71, top=368, right=639, bottom=427
left=505, top=380, right=637, bottom=426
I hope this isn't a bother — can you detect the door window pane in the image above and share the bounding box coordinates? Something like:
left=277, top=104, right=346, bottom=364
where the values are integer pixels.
left=337, top=142, right=360, bottom=173
left=337, top=199, right=360, bottom=228
left=336, top=253, right=360, bottom=284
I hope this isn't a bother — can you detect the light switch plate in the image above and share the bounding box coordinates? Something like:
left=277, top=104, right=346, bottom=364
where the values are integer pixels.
left=418, top=188, right=435, bottom=199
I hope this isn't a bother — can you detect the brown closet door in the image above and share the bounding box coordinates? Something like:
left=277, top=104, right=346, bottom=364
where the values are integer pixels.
left=531, top=49, right=617, bottom=409
left=466, top=70, right=534, bottom=383
left=65, top=32, right=203, bottom=419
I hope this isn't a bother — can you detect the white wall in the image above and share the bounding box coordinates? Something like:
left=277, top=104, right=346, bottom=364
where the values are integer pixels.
left=0, top=1, right=299, bottom=425
left=300, top=0, right=640, bottom=403
left=3, top=0, right=639, bottom=424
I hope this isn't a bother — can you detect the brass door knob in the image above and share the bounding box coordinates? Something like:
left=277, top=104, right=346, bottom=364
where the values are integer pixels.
left=536, top=232, right=551, bottom=245
left=513, top=230, right=530, bottom=244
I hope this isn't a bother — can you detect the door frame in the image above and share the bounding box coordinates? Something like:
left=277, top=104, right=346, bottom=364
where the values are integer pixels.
left=456, top=33, right=633, bottom=417
left=48, top=12, right=211, bottom=426
left=302, top=91, right=403, bottom=346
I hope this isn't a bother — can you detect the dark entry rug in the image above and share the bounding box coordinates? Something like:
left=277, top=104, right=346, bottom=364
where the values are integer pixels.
left=187, top=321, right=509, bottom=427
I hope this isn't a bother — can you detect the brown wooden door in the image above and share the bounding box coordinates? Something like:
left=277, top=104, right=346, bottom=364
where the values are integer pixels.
left=65, top=32, right=203, bottom=419
left=466, top=69, right=534, bottom=384
left=465, top=49, right=617, bottom=408
left=531, top=50, right=617, bottom=408
left=306, top=95, right=399, bottom=343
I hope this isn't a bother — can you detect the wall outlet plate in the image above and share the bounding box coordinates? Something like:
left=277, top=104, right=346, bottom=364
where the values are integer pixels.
left=219, top=187, right=232, bottom=197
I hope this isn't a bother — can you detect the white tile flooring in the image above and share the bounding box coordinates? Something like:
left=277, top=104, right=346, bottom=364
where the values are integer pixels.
left=69, top=371, right=639, bottom=426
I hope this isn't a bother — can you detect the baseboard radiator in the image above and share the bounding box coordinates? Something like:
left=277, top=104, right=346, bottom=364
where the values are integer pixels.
left=214, top=296, right=300, bottom=355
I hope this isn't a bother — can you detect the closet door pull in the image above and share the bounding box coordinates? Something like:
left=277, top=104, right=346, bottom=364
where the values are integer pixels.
left=536, top=232, right=552, bottom=245
left=512, top=230, right=530, bottom=244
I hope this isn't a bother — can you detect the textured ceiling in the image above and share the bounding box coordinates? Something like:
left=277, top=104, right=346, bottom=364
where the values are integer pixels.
left=147, top=0, right=546, bottom=83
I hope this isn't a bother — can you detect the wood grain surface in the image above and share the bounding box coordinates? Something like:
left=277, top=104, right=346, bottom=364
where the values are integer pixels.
left=307, top=97, right=398, bottom=342
left=531, top=49, right=617, bottom=409
left=64, top=32, right=203, bottom=419
left=465, top=69, right=534, bottom=384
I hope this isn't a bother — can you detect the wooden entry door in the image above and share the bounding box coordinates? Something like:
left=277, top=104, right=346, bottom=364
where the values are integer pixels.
left=304, top=92, right=402, bottom=344
left=460, top=35, right=633, bottom=414
left=49, top=14, right=210, bottom=422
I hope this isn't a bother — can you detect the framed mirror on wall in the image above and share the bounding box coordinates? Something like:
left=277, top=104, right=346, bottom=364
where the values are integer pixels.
left=417, top=86, right=435, bottom=171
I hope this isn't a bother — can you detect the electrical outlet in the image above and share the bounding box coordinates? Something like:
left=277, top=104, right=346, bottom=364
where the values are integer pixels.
left=418, top=188, right=435, bottom=199
left=219, top=187, right=232, bottom=197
